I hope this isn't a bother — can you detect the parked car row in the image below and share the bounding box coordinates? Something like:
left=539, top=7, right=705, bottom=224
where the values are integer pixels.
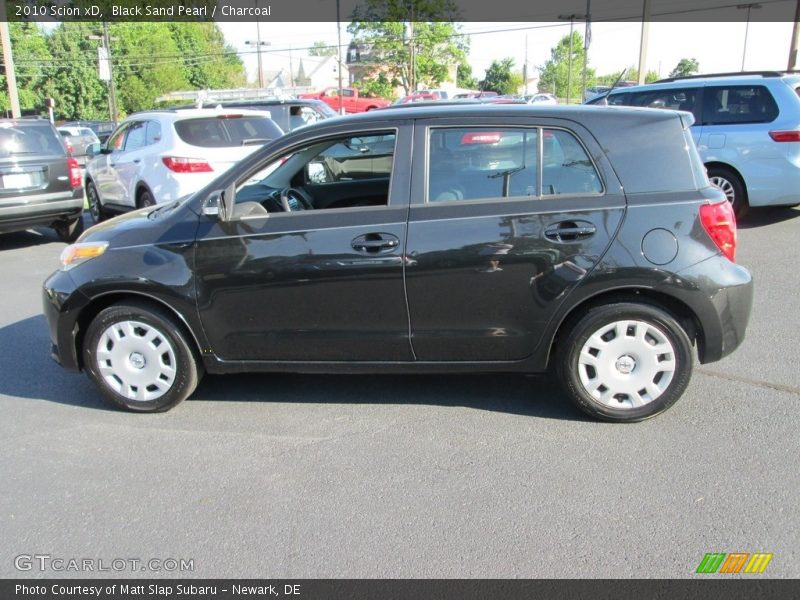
left=586, top=71, right=800, bottom=215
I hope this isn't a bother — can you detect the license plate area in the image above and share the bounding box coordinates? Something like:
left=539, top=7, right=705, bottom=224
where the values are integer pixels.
left=0, top=168, right=46, bottom=190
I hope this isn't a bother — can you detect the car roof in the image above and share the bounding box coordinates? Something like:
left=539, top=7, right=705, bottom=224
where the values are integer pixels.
left=333, top=103, right=686, bottom=126
left=606, top=72, right=800, bottom=95
left=124, top=108, right=275, bottom=121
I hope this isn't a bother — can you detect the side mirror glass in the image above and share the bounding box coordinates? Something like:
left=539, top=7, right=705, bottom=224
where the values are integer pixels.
left=86, top=143, right=102, bottom=158
left=201, top=191, right=222, bottom=218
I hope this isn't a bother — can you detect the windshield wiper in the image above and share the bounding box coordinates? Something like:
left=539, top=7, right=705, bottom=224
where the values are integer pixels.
left=488, top=166, right=525, bottom=197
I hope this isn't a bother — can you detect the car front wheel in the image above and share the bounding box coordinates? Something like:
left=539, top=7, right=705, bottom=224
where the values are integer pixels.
left=86, top=181, right=106, bottom=223
left=83, top=302, right=202, bottom=412
left=556, top=303, right=693, bottom=422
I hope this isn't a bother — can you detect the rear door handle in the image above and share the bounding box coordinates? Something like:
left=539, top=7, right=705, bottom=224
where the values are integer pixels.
left=544, top=221, right=597, bottom=242
left=351, top=233, right=400, bottom=253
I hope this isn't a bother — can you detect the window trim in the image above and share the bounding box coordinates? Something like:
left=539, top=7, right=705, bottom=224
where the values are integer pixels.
left=423, top=124, right=605, bottom=205
left=231, top=126, right=401, bottom=220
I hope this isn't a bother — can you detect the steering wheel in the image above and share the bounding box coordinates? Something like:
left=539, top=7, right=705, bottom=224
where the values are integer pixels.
left=280, top=187, right=314, bottom=212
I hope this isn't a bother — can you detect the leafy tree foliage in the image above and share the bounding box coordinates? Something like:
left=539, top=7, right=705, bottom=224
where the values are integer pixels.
left=457, top=62, right=477, bottom=89
left=348, top=0, right=467, bottom=95
left=480, top=58, right=522, bottom=95
left=309, top=41, right=337, bottom=57
left=0, top=23, right=52, bottom=114
left=595, top=66, right=659, bottom=86
left=669, top=58, right=699, bottom=78
left=537, top=32, right=595, bottom=103
left=2, top=22, right=245, bottom=120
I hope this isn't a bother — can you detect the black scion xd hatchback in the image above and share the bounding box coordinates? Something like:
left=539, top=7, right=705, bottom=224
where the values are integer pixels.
left=43, top=105, right=753, bottom=422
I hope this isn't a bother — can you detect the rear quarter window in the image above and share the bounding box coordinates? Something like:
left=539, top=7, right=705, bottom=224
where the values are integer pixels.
left=174, top=116, right=282, bottom=148
left=701, top=85, right=778, bottom=125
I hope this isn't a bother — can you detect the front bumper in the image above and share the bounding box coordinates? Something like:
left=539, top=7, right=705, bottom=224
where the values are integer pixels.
left=42, top=269, right=90, bottom=372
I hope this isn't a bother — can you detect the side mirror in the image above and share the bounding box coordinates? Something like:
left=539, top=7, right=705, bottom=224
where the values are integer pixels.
left=86, top=143, right=102, bottom=158
left=201, top=183, right=236, bottom=222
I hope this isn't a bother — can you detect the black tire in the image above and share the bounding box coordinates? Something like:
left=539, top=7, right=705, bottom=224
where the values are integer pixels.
left=137, top=188, right=156, bottom=208
left=83, top=301, right=202, bottom=412
left=86, top=180, right=106, bottom=223
left=555, top=303, right=693, bottom=423
left=54, top=213, right=85, bottom=243
left=707, top=166, right=748, bottom=218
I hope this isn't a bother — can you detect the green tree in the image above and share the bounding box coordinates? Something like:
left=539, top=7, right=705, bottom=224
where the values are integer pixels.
left=537, top=32, right=595, bottom=103
left=348, top=0, right=468, bottom=95
left=309, top=41, right=337, bottom=57
left=669, top=58, right=699, bottom=78
left=457, top=62, right=477, bottom=89
left=596, top=66, right=659, bottom=86
left=480, top=58, right=522, bottom=95
left=109, top=23, right=189, bottom=114
left=46, top=23, right=110, bottom=121
left=168, top=23, right=246, bottom=91
left=0, top=23, right=53, bottom=114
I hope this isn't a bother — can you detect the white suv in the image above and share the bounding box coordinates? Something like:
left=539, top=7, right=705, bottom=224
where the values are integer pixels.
left=84, top=109, right=283, bottom=221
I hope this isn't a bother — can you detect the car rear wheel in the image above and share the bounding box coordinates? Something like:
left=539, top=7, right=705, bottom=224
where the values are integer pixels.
left=86, top=181, right=106, bottom=223
left=556, top=303, right=693, bottom=422
left=707, top=166, right=748, bottom=218
left=137, top=189, right=156, bottom=208
left=53, top=213, right=84, bottom=243
left=83, top=302, right=202, bottom=412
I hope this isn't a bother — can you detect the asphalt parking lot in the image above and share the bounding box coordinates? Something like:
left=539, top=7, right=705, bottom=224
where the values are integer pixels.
left=1, top=207, right=798, bottom=579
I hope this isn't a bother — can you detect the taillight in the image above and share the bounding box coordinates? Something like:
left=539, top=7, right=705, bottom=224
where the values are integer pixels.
left=67, top=157, right=81, bottom=189
left=161, top=157, right=213, bottom=173
left=768, top=130, right=800, bottom=142
left=699, top=200, right=737, bottom=262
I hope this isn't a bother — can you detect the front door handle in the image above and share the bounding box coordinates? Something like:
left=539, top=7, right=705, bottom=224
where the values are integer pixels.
left=351, top=233, right=400, bottom=253
left=544, top=221, right=597, bottom=242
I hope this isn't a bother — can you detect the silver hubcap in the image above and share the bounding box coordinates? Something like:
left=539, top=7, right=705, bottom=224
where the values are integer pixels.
left=709, top=176, right=735, bottom=204
left=96, top=320, right=177, bottom=402
left=578, top=320, right=676, bottom=409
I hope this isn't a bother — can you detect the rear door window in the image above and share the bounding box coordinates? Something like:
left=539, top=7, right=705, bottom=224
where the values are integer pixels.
left=123, top=121, right=147, bottom=151
left=427, top=127, right=538, bottom=202
left=542, top=129, right=603, bottom=196
left=701, top=85, right=779, bottom=125
left=174, top=116, right=282, bottom=148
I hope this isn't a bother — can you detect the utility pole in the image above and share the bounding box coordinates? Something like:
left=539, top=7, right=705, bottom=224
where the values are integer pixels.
left=558, top=14, right=586, bottom=103
left=89, top=24, right=118, bottom=122
left=637, top=0, right=651, bottom=85
left=789, top=0, right=800, bottom=69
left=737, top=3, right=762, bottom=71
left=582, top=0, right=591, bottom=103
left=524, top=34, right=529, bottom=96
left=0, top=21, right=20, bottom=118
left=336, top=0, right=344, bottom=114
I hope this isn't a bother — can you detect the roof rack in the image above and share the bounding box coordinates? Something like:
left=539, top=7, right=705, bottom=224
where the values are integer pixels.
left=655, top=70, right=800, bottom=83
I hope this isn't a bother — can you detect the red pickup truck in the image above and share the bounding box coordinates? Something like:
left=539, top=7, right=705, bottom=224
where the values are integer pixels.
left=299, top=87, right=391, bottom=114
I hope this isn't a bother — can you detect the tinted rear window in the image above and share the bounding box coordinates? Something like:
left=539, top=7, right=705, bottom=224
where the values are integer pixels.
left=701, top=85, right=778, bottom=125
left=0, top=124, right=64, bottom=157
left=174, top=116, right=282, bottom=148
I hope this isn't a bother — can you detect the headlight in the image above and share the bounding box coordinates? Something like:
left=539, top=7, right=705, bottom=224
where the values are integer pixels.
left=60, top=241, right=109, bottom=270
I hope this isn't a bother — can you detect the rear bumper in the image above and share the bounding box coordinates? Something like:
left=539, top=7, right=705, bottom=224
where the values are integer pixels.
left=660, top=255, right=754, bottom=363
left=0, top=189, right=83, bottom=233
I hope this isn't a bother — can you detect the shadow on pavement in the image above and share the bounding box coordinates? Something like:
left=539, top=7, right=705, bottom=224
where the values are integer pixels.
left=0, top=228, right=58, bottom=251
left=0, top=314, right=585, bottom=422
left=738, top=205, right=800, bottom=229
